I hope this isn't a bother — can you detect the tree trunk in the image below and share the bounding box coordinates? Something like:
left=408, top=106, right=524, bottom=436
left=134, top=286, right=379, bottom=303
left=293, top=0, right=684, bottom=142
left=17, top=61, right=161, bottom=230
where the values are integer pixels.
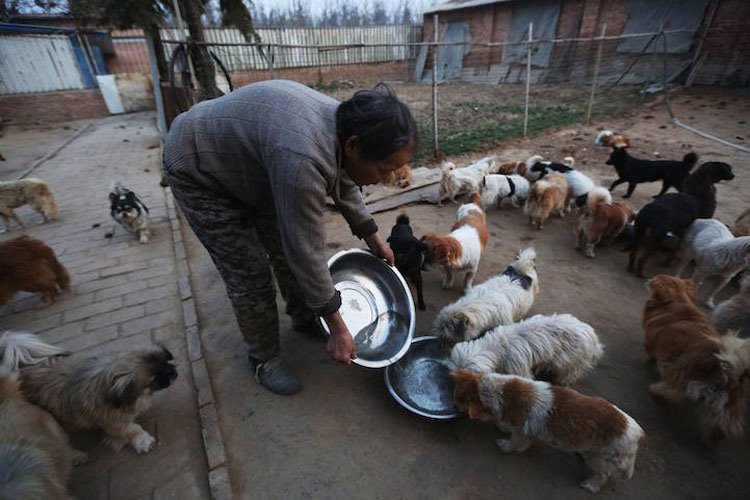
left=180, top=0, right=222, bottom=101
left=144, top=20, right=168, bottom=81
left=220, top=0, right=261, bottom=43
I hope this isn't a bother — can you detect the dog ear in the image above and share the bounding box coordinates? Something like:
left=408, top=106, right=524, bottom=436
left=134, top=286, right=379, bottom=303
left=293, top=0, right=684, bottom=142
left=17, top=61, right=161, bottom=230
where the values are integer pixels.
left=107, top=372, right=140, bottom=408
left=452, top=370, right=487, bottom=419
left=681, top=278, right=697, bottom=301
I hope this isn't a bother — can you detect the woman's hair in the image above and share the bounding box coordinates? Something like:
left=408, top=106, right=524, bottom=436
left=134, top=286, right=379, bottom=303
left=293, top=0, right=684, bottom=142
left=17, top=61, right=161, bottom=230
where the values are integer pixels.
left=336, top=83, right=418, bottom=161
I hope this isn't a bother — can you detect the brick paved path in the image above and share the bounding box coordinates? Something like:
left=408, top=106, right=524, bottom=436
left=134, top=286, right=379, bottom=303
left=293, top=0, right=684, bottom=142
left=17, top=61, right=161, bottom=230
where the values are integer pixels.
left=0, top=112, right=210, bottom=500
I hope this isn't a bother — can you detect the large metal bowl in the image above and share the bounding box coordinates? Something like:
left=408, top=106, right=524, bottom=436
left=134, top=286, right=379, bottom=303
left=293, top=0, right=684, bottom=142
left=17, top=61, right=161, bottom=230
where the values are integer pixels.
left=384, top=336, right=461, bottom=419
left=320, top=249, right=415, bottom=368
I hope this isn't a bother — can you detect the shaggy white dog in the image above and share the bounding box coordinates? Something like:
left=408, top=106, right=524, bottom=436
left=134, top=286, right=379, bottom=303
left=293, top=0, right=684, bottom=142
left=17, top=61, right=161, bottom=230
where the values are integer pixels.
left=437, top=157, right=495, bottom=206
left=433, top=248, right=538, bottom=344
left=450, top=313, right=604, bottom=386
left=479, top=174, right=530, bottom=209
left=674, top=219, right=750, bottom=308
left=711, top=274, right=750, bottom=335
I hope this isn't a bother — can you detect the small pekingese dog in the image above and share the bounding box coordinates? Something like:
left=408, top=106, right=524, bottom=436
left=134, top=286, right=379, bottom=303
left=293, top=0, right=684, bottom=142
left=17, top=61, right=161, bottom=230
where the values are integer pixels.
left=574, top=187, right=635, bottom=258
left=643, top=275, right=750, bottom=445
left=0, top=177, right=59, bottom=232
left=0, top=368, right=87, bottom=499
left=1, top=331, right=178, bottom=454
left=453, top=370, right=644, bottom=493
left=0, top=235, right=71, bottom=307
left=450, top=313, right=604, bottom=386
left=107, top=182, right=151, bottom=244
left=381, top=165, right=412, bottom=188
left=437, top=157, right=494, bottom=207
left=524, top=173, right=568, bottom=230
left=433, top=247, right=539, bottom=345
left=421, top=192, right=488, bottom=290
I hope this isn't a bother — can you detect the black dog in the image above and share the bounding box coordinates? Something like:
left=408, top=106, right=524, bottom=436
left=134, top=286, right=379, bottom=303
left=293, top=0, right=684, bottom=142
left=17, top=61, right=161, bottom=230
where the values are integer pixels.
left=681, top=161, right=734, bottom=218
left=626, top=193, right=699, bottom=278
left=606, top=149, right=698, bottom=198
left=387, top=214, right=426, bottom=310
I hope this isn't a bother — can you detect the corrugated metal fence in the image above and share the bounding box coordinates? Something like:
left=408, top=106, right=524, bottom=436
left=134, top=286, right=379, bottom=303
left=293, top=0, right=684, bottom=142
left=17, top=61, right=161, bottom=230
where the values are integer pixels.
left=0, top=34, right=86, bottom=94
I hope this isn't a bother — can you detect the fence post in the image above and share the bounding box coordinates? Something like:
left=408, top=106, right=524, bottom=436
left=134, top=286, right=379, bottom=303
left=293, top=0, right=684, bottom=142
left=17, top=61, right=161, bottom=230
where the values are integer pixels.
left=523, top=22, right=533, bottom=137
left=267, top=44, right=276, bottom=79
left=432, top=14, right=439, bottom=159
left=146, top=35, right=168, bottom=139
left=586, top=24, right=607, bottom=125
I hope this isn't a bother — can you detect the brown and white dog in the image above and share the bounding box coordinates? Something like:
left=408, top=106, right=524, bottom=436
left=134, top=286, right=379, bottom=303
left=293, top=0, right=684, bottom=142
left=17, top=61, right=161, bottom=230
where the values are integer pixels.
left=0, top=236, right=71, bottom=307
left=524, top=173, right=568, bottom=230
left=643, top=275, right=750, bottom=445
left=574, top=187, right=635, bottom=258
left=493, top=160, right=527, bottom=177
left=594, top=130, right=631, bottom=149
left=0, top=178, right=58, bottom=232
left=422, top=192, right=488, bottom=290
left=437, top=158, right=494, bottom=207
left=454, top=370, right=644, bottom=493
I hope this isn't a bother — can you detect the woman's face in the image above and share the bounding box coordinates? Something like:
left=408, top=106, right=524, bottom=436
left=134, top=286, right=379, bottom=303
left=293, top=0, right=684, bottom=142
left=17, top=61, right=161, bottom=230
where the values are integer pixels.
left=343, top=138, right=413, bottom=186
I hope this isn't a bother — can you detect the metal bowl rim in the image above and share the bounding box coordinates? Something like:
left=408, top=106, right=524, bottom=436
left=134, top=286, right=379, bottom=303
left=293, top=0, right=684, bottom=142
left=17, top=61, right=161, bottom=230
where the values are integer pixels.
left=321, top=248, right=416, bottom=368
left=384, top=335, right=461, bottom=419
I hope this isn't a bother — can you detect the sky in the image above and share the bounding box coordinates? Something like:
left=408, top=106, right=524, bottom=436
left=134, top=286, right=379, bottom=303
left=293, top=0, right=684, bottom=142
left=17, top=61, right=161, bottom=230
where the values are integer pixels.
left=250, top=0, right=437, bottom=19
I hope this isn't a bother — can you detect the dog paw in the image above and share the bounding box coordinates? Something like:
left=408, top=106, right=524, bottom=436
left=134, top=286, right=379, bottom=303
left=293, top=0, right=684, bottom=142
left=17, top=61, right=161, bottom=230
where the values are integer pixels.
left=584, top=251, right=595, bottom=259
left=580, top=478, right=603, bottom=493
left=104, top=232, right=114, bottom=239
left=131, top=430, right=156, bottom=454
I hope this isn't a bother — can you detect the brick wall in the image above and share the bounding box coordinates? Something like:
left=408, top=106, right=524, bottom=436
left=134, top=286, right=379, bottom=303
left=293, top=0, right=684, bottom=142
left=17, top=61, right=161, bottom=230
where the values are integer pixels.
left=692, top=0, right=750, bottom=86
left=0, top=89, right=110, bottom=125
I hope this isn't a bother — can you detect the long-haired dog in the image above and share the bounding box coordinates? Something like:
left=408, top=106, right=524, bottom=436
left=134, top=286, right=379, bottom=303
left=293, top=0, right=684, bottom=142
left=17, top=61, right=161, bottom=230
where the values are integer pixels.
left=437, top=158, right=494, bottom=207
left=387, top=214, right=427, bottom=310
left=107, top=182, right=150, bottom=244
left=673, top=218, right=750, bottom=308
left=681, top=162, right=734, bottom=218
left=0, top=332, right=178, bottom=454
left=626, top=193, right=699, bottom=278
left=450, top=313, right=603, bottom=386
left=711, top=274, right=750, bottom=336
left=594, top=130, right=630, bottom=149
left=422, top=192, right=487, bottom=290
left=433, top=248, right=538, bottom=345
left=453, top=370, right=644, bottom=493
left=606, top=149, right=698, bottom=198
left=524, top=173, right=568, bottom=230
left=575, top=187, right=635, bottom=258
left=381, top=165, right=412, bottom=188
left=527, top=156, right=596, bottom=211
left=643, top=275, right=750, bottom=445
left=0, top=236, right=71, bottom=307
left=0, top=177, right=58, bottom=232
left=0, top=369, right=86, bottom=500
left=479, top=174, right=530, bottom=209
left=523, top=155, right=574, bottom=182
left=731, top=208, right=750, bottom=237
left=492, top=160, right=527, bottom=177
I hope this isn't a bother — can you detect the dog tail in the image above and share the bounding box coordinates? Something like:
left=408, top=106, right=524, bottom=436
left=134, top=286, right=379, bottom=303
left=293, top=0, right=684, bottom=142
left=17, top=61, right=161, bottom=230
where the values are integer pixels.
left=0, top=366, right=20, bottom=401
left=0, top=331, right=68, bottom=372
left=396, top=213, right=410, bottom=225
left=586, top=187, right=612, bottom=210
left=683, top=152, right=699, bottom=171
left=53, top=257, right=71, bottom=291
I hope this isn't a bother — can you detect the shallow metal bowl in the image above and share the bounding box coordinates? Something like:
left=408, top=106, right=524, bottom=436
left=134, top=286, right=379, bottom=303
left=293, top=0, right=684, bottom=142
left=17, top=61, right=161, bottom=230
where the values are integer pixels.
left=320, top=249, right=415, bottom=368
left=385, top=336, right=461, bottom=419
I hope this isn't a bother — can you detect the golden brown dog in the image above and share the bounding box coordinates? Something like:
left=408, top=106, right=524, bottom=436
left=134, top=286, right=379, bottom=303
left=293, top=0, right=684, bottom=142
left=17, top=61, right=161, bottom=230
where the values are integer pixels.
left=381, top=165, right=412, bottom=188
left=0, top=236, right=71, bottom=307
left=0, top=178, right=58, bottom=232
left=524, top=173, right=568, bottom=230
left=643, top=275, right=750, bottom=444
left=574, top=187, right=635, bottom=258
left=453, top=370, right=644, bottom=493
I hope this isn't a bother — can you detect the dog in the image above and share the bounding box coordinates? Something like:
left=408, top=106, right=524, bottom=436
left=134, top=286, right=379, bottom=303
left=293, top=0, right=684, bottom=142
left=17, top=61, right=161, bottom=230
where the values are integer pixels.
left=524, top=173, right=568, bottom=230
left=107, top=182, right=150, bottom=244
left=479, top=174, right=529, bottom=209
left=530, top=159, right=599, bottom=213
left=606, top=149, right=698, bottom=198
left=643, top=275, right=750, bottom=444
left=0, top=236, right=71, bottom=307
left=432, top=248, right=538, bottom=345
left=381, top=165, right=412, bottom=188
left=626, top=193, right=700, bottom=278
left=0, top=369, right=86, bottom=500
left=437, top=158, right=494, bottom=207
left=421, top=192, right=487, bottom=290
left=0, top=178, right=58, bottom=232
left=711, top=273, right=750, bottom=336
left=575, top=187, right=635, bottom=258
left=492, top=160, right=527, bottom=177
left=673, top=219, right=750, bottom=308
left=450, top=313, right=603, bottom=386
left=387, top=214, right=427, bottom=310
left=732, top=208, right=750, bottom=237
left=453, top=370, right=644, bottom=493
left=0, top=332, right=178, bottom=454
left=681, top=162, right=734, bottom=218
left=594, top=130, right=630, bottom=149
left=523, top=155, right=574, bottom=182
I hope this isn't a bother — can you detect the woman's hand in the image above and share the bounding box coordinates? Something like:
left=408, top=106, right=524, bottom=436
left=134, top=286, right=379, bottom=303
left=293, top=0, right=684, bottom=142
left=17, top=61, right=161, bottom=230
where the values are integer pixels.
left=323, top=311, right=357, bottom=364
left=364, top=232, right=395, bottom=266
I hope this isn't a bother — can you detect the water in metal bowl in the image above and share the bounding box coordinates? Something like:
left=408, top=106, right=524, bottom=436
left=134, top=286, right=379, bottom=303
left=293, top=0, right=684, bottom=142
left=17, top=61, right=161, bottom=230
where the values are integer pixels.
left=320, top=249, right=415, bottom=368
left=385, top=336, right=461, bottom=419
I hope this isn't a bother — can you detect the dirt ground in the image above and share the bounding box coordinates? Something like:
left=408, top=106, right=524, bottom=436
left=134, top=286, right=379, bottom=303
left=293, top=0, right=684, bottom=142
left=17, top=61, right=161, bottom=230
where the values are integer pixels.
left=184, top=86, right=749, bottom=499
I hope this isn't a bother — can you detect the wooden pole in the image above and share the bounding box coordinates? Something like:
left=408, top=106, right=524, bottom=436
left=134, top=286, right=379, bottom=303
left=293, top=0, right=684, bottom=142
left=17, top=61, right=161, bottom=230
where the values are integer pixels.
left=432, top=14, right=439, bottom=159
left=586, top=24, right=607, bottom=125
left=523, top=22, right=532, bottom=137
left=146, top=34, right=168, bottom=138
left=171, top=0, right=199, bottom=92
